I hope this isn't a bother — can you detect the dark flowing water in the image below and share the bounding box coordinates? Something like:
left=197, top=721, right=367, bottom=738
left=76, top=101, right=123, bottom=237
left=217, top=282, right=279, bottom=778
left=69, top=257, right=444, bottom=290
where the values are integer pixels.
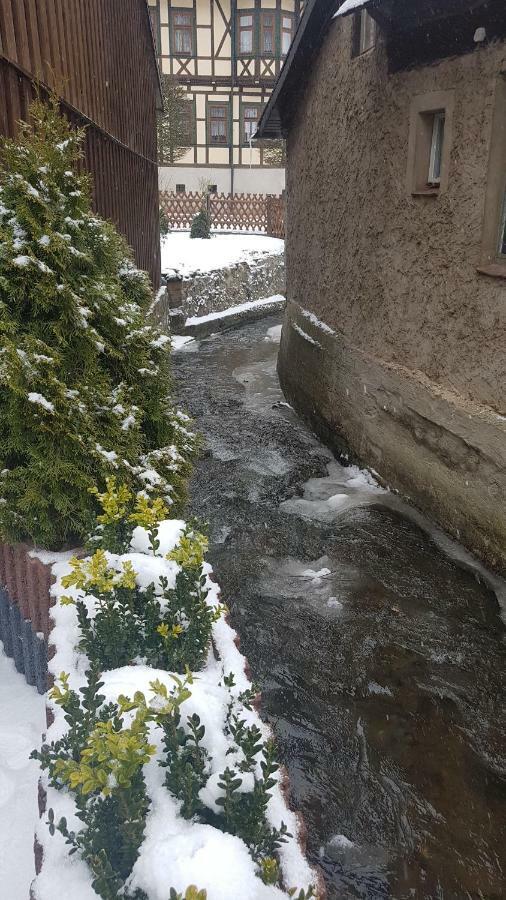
left=173, top=317, right=506, bottom=900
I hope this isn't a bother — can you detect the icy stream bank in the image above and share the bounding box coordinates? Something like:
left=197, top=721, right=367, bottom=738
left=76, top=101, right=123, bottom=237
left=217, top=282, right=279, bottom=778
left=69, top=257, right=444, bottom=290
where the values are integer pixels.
left=173, top=316, right=506, bottom=900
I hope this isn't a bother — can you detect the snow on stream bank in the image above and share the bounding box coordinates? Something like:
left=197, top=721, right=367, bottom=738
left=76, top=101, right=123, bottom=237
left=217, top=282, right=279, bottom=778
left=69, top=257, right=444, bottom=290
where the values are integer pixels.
left=161, top=233, right=284, bottom=278
left=0, top=646, right=46, bottom=900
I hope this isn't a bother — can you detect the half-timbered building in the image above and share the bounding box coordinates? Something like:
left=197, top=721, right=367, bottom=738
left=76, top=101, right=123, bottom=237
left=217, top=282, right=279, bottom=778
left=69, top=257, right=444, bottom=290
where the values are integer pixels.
left=148, top=0, right=303, bottom=193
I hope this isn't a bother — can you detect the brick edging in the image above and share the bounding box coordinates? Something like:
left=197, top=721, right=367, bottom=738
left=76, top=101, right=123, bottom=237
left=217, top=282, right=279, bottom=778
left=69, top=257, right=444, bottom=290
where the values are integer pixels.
left=0, top=544, right=53, bottom=694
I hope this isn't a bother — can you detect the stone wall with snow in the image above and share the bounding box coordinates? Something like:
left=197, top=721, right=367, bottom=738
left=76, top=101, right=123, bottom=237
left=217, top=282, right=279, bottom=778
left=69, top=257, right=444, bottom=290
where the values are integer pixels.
left=154, top=234, right=285, bottom=328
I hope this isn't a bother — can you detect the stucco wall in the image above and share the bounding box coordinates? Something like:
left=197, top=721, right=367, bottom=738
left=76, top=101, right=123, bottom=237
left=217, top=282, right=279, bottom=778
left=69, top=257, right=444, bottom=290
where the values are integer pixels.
left=286, top=20, right=506, bottom=410
left=280, top=19, right=506, bottom=572
left=159, top=166, right=285, bottom=195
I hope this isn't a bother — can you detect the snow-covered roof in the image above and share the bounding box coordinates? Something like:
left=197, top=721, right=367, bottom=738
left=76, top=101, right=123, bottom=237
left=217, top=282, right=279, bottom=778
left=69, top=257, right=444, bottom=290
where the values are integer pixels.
left=334, top=0, right=371, bottom=17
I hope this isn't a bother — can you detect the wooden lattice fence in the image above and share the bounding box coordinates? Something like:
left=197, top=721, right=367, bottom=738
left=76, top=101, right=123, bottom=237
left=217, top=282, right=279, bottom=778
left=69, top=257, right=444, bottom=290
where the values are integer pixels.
left=160, top=191, right=285, bottom=238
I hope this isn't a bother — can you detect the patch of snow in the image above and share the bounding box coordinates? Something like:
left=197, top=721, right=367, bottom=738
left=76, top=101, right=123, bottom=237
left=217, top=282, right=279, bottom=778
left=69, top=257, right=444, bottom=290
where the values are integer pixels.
left=291, top=323, right=322, bottom=349
left=151, top=334, right=171, bottom=349
left=367, top=682, right=393, bottom=697
left=28, top=548, right=77, bottom=565
left=161, top=232, right=284, bottom=277
left=327, top=834, right=355, bottom=850
left=265, top=324, right=282, bottom=343
left=12, top=255, right=31, bottom=267
left=171, top=334, right=196, bottom=351
left=326, top=597, right=343, bottom=610
left=334, top=0, right=369, bottom=17
left=186, top=295, right=285, bottom=327
left=27, top=392, right=54, bottom=413
left=0, top=647, right=46, bottom=900
left=299, top=307, right=335, bottom=335
left=280, top=460, right=385, bottom=524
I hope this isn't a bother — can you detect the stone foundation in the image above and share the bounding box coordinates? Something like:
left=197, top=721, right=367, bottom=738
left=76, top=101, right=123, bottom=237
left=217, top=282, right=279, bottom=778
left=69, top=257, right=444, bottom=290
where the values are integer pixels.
left=278, top=300, right=506, bottom=575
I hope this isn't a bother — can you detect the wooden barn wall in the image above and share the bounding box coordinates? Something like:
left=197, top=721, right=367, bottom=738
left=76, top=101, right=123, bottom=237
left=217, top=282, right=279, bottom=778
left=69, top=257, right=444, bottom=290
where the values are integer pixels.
left=0, top=0, right=160, bottom=288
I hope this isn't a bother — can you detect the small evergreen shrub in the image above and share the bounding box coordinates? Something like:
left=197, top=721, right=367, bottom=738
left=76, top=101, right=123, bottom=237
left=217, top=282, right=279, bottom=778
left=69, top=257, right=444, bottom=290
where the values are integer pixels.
left=159, top=206, right=171, bottom=238
left=158, top=673, right=292, bottom=883
left=33, top=667, right=192, bottom=900
left=61, top=480, right=222, bottom=671
left=190, top=208, right=211, bottom=239
left=0, top=98, right=195, bottom=548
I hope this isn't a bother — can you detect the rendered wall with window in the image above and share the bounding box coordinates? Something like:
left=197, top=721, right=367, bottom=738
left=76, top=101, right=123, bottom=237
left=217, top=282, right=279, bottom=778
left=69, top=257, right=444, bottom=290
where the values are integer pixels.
left=285, top=12, right=506, bottom=410
left=279, top=9, right=506, bottom=572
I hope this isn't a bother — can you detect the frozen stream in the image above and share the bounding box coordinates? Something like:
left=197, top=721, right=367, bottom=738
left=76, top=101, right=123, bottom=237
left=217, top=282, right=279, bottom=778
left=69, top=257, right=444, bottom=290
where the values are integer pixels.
left=173, top=317, right=506, bottom=899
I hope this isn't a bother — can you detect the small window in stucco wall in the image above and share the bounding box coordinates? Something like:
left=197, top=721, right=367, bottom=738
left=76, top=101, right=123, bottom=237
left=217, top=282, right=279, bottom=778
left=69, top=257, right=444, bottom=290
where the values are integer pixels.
left=351, top=11, right=376, bottom=57
left=407, top=91, right=455, bottom=196
left=478, top=74, right=506, bottom=278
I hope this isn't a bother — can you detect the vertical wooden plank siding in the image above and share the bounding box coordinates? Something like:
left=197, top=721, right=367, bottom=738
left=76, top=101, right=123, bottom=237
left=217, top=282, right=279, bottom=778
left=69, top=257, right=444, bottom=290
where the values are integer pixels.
left=0, top=0, right=161, bottom=288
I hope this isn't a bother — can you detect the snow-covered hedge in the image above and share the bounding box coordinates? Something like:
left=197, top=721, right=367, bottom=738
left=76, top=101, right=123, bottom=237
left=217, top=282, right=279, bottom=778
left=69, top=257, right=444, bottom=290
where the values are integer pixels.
left=32, top=485, right=316, bottom=900
left=0, top=98, right=194, bottom=549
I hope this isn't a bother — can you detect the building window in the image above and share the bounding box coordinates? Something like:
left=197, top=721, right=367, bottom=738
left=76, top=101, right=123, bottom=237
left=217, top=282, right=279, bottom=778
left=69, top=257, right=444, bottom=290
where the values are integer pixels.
left=281, top=14, right=294, bottom=56
left=407, top=91, right=454, bottom=196
left=180, top=100, right=195, bottom=146
left=427, top=111, right=445, bottom=186
left=171, top=9, right=194, bottom=55
left=238, top=12, right=254, bottom=54
left=242, top=105, right=261, bottom=144
left=352, top=10, right=376, bottom=57
left=175, top=184, right=185, bottom=193
left=208, top=105, right=229, bottom=144
left=208, top=184, right=218, bottom=194
left=260, top=12, right=275, bottom=55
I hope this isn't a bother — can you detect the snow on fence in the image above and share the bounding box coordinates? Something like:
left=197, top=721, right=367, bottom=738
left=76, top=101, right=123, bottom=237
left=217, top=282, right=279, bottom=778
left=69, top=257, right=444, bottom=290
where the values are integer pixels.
left=160, top=191, right=285, bottom=238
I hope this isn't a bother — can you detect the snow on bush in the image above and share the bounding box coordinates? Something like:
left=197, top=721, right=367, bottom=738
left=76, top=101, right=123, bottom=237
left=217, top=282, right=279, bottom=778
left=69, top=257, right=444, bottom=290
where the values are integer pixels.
left=0, top=98, right=195, bottom=549
left=32, top=483, right=316, bottom=900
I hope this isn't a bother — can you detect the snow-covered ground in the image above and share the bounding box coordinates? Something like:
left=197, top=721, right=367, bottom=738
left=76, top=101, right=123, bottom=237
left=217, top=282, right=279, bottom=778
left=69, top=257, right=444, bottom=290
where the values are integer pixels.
left=161, top=232, right=284, bottom=278
left=0, top=646, right=46, bottom=900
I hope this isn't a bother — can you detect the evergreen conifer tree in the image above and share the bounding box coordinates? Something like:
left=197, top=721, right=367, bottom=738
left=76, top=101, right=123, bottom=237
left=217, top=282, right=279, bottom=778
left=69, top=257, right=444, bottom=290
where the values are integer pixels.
left=0, top=99, right=195, bottom=548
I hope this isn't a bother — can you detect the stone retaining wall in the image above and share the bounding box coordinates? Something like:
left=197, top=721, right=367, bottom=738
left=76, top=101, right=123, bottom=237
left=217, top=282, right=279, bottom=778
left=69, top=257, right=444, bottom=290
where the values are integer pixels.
left=153, top=252, right=285, bottom=331
left=278, top=301, right=506, bottom=576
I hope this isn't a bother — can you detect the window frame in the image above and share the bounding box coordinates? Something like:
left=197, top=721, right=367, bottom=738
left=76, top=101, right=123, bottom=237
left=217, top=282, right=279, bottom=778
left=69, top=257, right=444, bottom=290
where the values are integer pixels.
left=260, top=10, right=276, bottom=57
left=170, top=7, right=195, bottom=57
left=407, top=91, right=454, bottom=197
left=241, top=103, right=263, bottom=145
left=281, top=12, right=295, bottom=57
left=237, top=9, right=255, bottom=56
left=179, top=98, right=196, bottom=148
left=207, top=102, right=230, bottom=146
left=427, top=111, right=446, bottom=186
left=352, top=10, right=376, bottom=58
